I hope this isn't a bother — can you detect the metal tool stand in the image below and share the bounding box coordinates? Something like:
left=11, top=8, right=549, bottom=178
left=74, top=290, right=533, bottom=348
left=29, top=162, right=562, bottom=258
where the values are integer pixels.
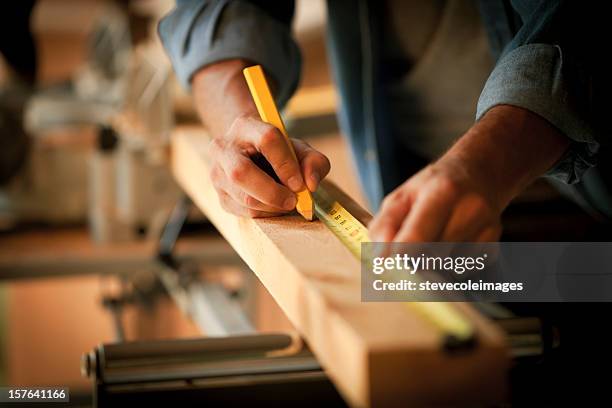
left=156, top=195, right=255, bottom=336
left=81, top=334, right=346, bottom=407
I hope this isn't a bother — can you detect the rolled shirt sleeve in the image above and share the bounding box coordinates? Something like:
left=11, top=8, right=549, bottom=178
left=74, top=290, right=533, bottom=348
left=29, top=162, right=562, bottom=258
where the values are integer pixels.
left=474, top=0, right=611, bottom=186
left=476, top=43, right=599, bottom=184
left=158, top=0, right=301, bottom=107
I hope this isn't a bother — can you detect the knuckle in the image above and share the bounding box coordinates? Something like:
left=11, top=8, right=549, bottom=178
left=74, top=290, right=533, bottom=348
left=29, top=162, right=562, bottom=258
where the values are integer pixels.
left=276, top=159, right=296, bottom=176
left=382, top=189, right=407, bottom=208
left=381, top=194, right=395, bottom=209
left=244, top=194, right=258, bottom=208
left=368, top=220, right=382, bottom=234
left=219, top=201, right=229, bottom=213
left=259, top=126, right=280, bottom=148
left=229, top=114, right=249, bottom=134
left=209, top=166, right=222, bottom=186
left=229, top=162, right=248, bottom=183
left=483, top=224, right=502, bottom=241
left=229, top=115, right=260, bottom=141
left=208, top=138, right=224, bottom=153
left=436, top=176, right=458, bottom=197
left=265, top=189, right=284, bottom=208
left=234, top=114, right=249, bottom=126
left=246, top=208, right=262, bottom=218
left=467, top=194, right=490, bottom=214
left=272, top=195, right=288, bottom=209
left=218, top=194, right=232, bottom=212
left=372, top=211, right=388, bottom=224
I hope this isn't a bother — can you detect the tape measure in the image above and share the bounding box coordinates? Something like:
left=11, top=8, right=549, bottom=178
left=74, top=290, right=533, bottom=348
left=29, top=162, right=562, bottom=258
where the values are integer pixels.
left=313, top=188, right=368, bottom=259
left=314, top=188, right=475, bottom=350
left=244, top=65, right=475, bottom=350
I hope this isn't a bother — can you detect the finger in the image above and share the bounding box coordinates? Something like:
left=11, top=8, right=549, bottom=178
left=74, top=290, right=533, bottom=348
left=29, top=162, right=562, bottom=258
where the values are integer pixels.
left=218, top=191, right=282, bottom=218
left=474, top=223, right=502, bottom=242
left=211, top=163, right=283, bottom=212
left=441, top=194, right=494, bottom=242
left=211, top=162, right=287, bottom=213
left=393, top=178, right=458, bottom=242
left=222, top=180, right=291, bottom=213
left=369, top=189, right=413, bottom=242
left=238, top=118, right=305, bottom=193
left=214, top=142, right=297, bottom=211
left=293, top=139, right=331, bottom=192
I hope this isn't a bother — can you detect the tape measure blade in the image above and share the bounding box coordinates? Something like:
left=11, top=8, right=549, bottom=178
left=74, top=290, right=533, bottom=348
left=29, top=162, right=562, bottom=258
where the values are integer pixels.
left=314, top=186, right=475, bottom=347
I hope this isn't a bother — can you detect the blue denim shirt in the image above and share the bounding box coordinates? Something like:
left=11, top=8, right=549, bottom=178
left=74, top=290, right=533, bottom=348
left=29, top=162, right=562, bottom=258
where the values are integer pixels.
left=159, top=0, right=604, bottom=209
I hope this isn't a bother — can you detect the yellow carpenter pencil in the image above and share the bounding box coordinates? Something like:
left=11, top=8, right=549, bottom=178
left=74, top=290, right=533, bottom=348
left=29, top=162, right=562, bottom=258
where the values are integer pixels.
left=243, top=65, right=314, bottom=220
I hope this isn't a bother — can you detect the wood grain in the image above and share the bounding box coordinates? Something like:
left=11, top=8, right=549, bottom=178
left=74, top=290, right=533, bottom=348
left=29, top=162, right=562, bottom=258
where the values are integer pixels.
left=171, top=126, right=509, bottom=407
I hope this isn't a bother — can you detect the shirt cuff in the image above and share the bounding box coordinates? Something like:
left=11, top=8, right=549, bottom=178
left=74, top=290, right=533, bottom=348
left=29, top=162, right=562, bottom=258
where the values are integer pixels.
left=158, top=0, right=301, bottom=107
left=476, top=43, right=599, bottom=184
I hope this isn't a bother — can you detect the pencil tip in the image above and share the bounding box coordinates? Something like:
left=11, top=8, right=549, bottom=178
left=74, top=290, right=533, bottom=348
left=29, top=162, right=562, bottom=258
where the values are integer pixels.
left=298, top=209, right=314, bottom=221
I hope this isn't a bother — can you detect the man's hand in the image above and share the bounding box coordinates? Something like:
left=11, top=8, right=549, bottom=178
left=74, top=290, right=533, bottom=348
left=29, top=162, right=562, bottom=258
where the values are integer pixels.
left=208, top=114, right=330, bottom=218
left=370, top=105, right=571, bottom=242
left=369, top=161, right=502, bottom=242
left=192, top=60, right=330, bottom=218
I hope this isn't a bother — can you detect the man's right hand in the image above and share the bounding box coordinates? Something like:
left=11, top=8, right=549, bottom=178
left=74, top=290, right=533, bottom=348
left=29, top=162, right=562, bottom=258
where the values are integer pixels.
left=192, top=60, right=330, bottom=218
left=208, top=114, right=330, bottom=218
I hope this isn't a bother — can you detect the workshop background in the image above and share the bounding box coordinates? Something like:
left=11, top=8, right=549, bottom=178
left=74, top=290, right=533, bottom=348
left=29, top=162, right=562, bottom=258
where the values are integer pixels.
left=0, top=0, right=608, bottom=405
left=0, top=0, right=362, bottom=400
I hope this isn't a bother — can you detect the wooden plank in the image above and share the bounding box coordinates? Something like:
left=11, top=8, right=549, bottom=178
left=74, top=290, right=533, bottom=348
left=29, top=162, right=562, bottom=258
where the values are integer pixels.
left=171, top=126, right=509, bottom=407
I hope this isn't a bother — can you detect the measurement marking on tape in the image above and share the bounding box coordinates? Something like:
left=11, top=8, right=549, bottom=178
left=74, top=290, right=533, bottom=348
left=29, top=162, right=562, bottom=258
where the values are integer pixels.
left=314, top=189, right=367, bottom=259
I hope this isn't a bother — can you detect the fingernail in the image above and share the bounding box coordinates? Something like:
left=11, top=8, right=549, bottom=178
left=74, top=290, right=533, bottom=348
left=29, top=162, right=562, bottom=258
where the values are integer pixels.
left=287, top=176, right=304, bottom=192
left=310, top=172, right=320, bottom=190
left=284, top=195, right=297, bottom=210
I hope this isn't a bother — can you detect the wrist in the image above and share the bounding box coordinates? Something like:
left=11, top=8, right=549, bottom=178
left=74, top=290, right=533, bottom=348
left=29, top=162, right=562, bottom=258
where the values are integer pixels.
left=438, top=105, right=570, bottom=211
left=192, top=59, right=259, bottom=138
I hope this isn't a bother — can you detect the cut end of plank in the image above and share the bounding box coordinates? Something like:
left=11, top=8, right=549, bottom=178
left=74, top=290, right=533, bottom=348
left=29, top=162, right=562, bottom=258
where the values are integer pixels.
left=296, top=189, right=314, bottom=221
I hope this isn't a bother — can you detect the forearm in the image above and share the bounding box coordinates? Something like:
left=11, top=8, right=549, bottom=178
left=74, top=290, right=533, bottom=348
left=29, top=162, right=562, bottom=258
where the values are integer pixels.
left=444, top=104, right=570, bottom=210
left=192, top=59, right=259, bottom=139
left=370, top=104, right=570, bottom=242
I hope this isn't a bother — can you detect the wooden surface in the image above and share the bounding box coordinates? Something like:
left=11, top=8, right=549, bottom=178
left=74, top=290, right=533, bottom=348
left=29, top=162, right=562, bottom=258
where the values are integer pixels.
left=0, top=228, right=239, bottom=280
left=171, top=126, right=509, bottom=407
